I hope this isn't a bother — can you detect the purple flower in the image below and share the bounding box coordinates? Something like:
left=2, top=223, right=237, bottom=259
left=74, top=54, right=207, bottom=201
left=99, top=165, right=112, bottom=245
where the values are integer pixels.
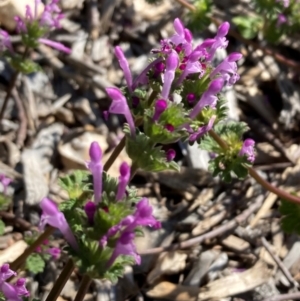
left=133, top=198, right=161, bottom=229
left=169, top=18, right=193, bottom=56
left=153, top=99, right=168, bottom=121
left=0, top=264, right=16, bottom=282
left=161, top=50, right=179, bottom=100
left=132, top=57, right=163, bottom=90
left=239, top=139, right=255, bottom=163
left=14, top=0, right=71, bottom=53
left=166, top=149, right=176, bottom=161
left=86, top=142, right=103, bottom=204
left=187, top=93, right=196, bottom=104
left=116, top=162, right=131, bottom=201
left=277, top=14, right=287, bottom=27
left=1, top=282, right=22, bottom=301
left=0, top=264, right=29, bottom=301
left=0, top=174, right=12, bottom=195
left=0, top=30, right=13, bottom=53
left=107, top=231, right=141, bottom=267
left=190, top=78, right=224, bottom=119
left=48, top=247, right=61, bottom=259
left=39, top=198, right=78, bottom=250
left=106, top=87, right=136, bottom=137
left=84, top=201, right=97, bottom=224
left=176, top=50, right=204, bottom=86
left=14, top=278, right=29, bottom=297
left=210, top=52, right=242, bottom=86
left=189, top=115, right=216, bottom=142
left=115, top=46, right=133, bottom=92
left=207, top=22, right=230, bottom=61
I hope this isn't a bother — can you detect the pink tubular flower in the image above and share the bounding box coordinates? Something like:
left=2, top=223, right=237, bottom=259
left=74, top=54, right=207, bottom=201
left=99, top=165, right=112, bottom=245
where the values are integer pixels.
left=107, top=231, right=141, bottom=267
left=84, top=201, right=97, bottom=224
left=39, top=198, right=78, bottom=250
left=169, top=18, right=193, bottom=56
left=153, top=99, right=168, bottom=121
left=210, top=52, right=242, bottom=86
left=176, top=50, right=204, bottom=86
left=0, top=30, right=13, bottom=53
left=115, top=46, right=133, bottom=92
left=48, top=247, right=61, bottom=259
left=161, top=50, right=179, bottom=100
left=190, top=78, right=224, bottom=119
left=189, top=115, right=216, bottom=142
left=86, top=142, right=103, bottom=204
left=277, top=14, right=287, bottom=27
left=207, top=22, right=230, bottom=61
left=0, top=264, right=16, bottom=282
left=116, top=162, right=131, bottom=201
left=0, top=264, right=29, bottom=301
left=106, top=87, right=136, bottom=137
left=239, top=139, right=255, bottom=163
left=0, top=174, right=12, bottom=195
left=166, top=149, right=176, bottom=161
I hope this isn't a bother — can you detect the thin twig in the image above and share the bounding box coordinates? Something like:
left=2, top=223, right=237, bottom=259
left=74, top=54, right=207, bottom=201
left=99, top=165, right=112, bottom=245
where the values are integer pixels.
left=139, top=195, right=263, bottom=255
left=262, top=292, right=300, bottom=301
left=74, top=274, right=92, bottom=301
left=0, top=72, right=19, bottom=125
left=103, top=135, right=126, bottom=172
left=208, top=129, right=300, bottom=205
left=45, top=259, right=75, bottom=301
left=12, top=88, right=27, bottom=148
left=261, top=237, right=298, bottom=288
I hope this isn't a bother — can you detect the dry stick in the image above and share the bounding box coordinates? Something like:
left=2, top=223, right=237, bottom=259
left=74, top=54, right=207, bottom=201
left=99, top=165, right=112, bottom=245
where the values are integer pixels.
left=208, top=129, right=300, bottom=205
left=103, top=135, right=126, bottom=172
left=262, top=292, right=300, bottom=301
left=173, top=0, right=300, bottom=70
left=140, top=195, right=263, bottom=255
left=0, top=71, right=19, bottom=124
left=10, top=226, right=55, bottom=270
left=261, top=237, right=298, bottom=288
left=45, top=258, right=75, bottom=301
left=73, top=274, right=92, bottom=301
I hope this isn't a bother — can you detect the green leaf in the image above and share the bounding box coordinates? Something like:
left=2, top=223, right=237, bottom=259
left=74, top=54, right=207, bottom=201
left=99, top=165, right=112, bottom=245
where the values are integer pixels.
left=232, top=15, right=262, bottom=39
left=8, top=56, right=41, bottom=74
left=59, top=170, right=91, bottom=200
left=188, top=0, right=213, bottom=32
left=0, top=220, right=5, bottom=235
left=26, top=254, right=46, bottom=274
left=280, top=200, right=300, bottom=235
left=0, top=194, right=11, bottom=210
left=125, top=127, right=180, bottom=172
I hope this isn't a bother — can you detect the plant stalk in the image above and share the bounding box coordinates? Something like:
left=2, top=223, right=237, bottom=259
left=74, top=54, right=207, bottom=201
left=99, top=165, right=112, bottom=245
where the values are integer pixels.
left=10, top=226, right=55, bottom=271
left=208, top=129, right=300, bottom=205
left=45, top=259, right=75, bottom=301
left=74, top=274, right=92, bottom=301
left=103, top=135, right=126, bottom=172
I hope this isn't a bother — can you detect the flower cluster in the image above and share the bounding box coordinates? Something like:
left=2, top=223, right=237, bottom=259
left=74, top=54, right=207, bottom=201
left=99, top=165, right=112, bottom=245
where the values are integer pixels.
left=39, top=141, right=160, bottom=281
left=104, top=18, right=254, bottom=174
left=0, top=0, right=70, bottom=74
left=35, top=239, right=61, bottom=260
left=0, top=264, right=29, bottom=301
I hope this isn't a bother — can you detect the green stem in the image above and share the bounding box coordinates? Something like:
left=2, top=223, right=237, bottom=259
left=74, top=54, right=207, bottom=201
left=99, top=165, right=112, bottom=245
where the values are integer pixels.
left=208, top=129, right=300, bottom=205
left=73, top=274, right=92, bottom=301
left=45, top=259, right=75, bottom=301
left=10, top=226, right=55, bottom=271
